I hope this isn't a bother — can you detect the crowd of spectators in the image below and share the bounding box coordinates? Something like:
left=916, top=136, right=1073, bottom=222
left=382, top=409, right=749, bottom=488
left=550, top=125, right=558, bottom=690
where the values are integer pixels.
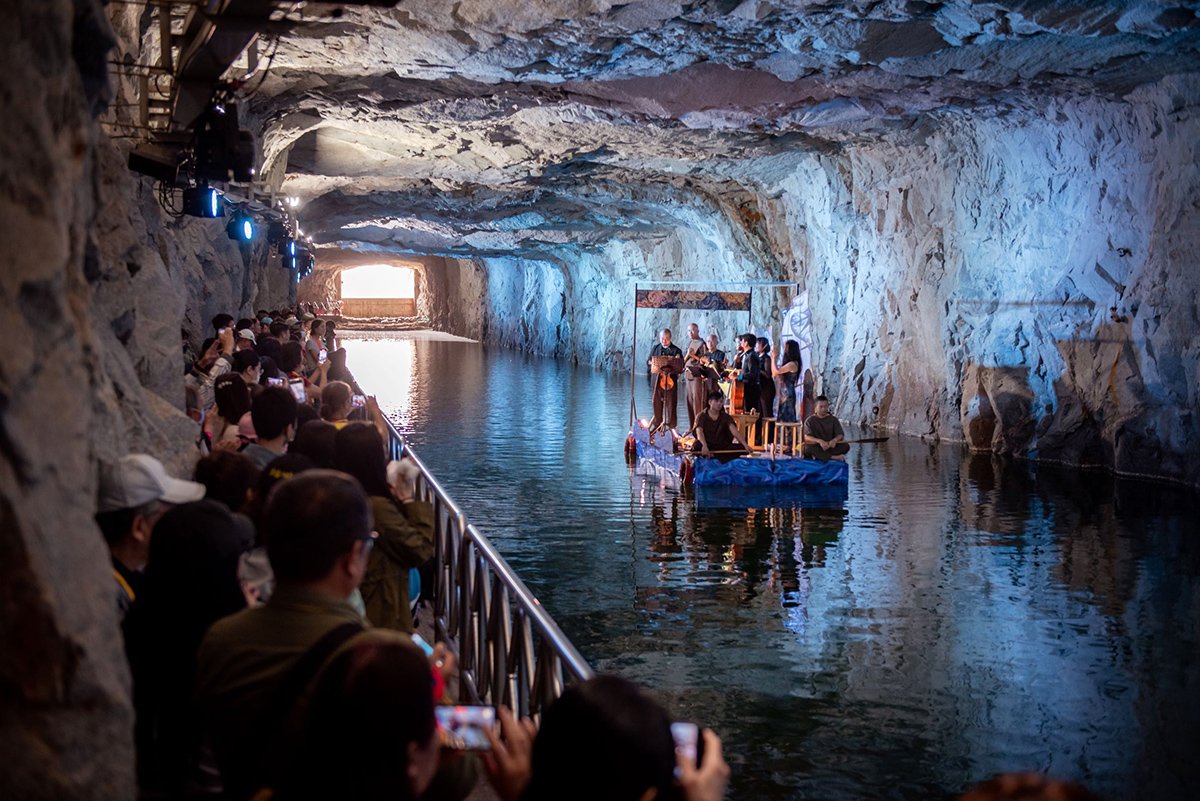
left=96, top=305, right=1102, bottom=801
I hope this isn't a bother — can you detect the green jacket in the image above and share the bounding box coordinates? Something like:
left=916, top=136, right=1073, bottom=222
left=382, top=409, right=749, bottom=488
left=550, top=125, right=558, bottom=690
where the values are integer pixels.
left=195, top=587, right=372, bottom=799
left=195, top=586, right=477, bottom=801
left=362, top=496, right=435, bottom=634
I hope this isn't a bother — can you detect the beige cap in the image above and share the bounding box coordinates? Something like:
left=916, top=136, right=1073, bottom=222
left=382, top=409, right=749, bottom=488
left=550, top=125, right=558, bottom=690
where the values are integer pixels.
left=97, top=454, right=206, bottom=513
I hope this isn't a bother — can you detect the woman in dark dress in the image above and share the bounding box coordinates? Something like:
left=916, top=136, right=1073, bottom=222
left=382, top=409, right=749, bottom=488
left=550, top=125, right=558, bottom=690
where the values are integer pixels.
left=772, top=339, right=802, bottom=423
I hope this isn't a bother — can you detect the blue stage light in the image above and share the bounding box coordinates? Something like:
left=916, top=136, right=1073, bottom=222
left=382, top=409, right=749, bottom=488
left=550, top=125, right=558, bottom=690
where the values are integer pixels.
left=182, top=185, right=224, bottom=218
left=226, top=210, right=255, bottom=241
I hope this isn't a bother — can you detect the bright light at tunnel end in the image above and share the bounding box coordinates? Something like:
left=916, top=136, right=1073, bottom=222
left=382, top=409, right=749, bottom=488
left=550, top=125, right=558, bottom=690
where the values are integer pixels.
left=340, top=263, right=417, bottom=299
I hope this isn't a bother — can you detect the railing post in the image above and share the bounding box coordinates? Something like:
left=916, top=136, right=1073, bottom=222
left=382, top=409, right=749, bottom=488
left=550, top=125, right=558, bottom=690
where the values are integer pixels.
left=378, top=418, right=594, bottom=714
left=489, top=574, right=511, bottom=707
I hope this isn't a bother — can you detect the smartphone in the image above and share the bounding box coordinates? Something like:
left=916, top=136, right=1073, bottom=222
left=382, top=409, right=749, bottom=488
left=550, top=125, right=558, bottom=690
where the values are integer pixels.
left=411, top=632, right=434, bottom=657
left=435, top=705, right=495, bottom=751
left=266, top=376, right=285, bottom=387
left=288, top=378, right=306, bottom=402
left=318, top=351, right=327, bottom=364
left=351, top=394, right=366, bottom=408
left=671, top=722, right=704, bottom=768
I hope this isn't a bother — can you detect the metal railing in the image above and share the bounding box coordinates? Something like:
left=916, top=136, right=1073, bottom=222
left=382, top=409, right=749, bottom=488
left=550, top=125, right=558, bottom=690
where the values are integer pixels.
left=382, top=417, right=594, bottom=716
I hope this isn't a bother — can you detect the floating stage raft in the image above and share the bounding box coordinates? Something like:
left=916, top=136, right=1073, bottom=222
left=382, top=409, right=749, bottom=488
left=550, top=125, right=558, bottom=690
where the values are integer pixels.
left=629, top=422, right=849, bottom=488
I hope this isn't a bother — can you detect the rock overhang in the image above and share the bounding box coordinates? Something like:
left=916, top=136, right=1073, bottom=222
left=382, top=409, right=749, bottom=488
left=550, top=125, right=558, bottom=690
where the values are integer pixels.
left=241, top=1, right=1198, bottom=257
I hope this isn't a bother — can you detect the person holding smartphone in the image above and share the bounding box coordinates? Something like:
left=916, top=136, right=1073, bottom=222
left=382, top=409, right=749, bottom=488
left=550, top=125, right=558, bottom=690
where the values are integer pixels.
left=187, top=327, right=237, bottom=414
left=303, top=319, right=327, bottom=375
left=483, top=675, right=729, bottom=801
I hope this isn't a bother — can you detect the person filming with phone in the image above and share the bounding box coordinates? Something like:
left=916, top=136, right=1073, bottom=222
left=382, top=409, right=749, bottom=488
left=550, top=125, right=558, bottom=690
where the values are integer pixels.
left=480, top=675, right=729, bottom=801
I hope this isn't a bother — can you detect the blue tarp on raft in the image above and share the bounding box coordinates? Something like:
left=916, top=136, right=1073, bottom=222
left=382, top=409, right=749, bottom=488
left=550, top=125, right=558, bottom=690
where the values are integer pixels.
left=630, top=424, right=848, bottom=486
left=694, top=482, right=850, bottom=510
left=691, top=454, right=848, bottom=486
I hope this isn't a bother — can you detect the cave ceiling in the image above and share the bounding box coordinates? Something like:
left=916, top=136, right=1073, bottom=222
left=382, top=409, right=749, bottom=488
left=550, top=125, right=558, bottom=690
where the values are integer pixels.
left=246, top=0, right=1200, bottom=261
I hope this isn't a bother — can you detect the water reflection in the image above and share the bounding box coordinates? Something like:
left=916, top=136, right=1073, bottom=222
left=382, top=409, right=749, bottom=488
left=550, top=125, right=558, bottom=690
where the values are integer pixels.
left=341, top=332, right=1200, bottom=801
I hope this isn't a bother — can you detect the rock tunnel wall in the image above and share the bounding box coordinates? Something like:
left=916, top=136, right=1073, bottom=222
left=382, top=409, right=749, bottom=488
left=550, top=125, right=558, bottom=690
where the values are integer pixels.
left=424, top=201, right=784, bottom=364
left=425, top=76, right=1199, bottom=486
left=0, top=3, right=292, bottom=798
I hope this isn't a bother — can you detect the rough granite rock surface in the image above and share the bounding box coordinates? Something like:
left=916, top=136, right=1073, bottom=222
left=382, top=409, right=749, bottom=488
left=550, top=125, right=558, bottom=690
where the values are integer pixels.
left=0, top=3, right=291, bottom=799
left=251, top=1, right=1200, bottom=485
left=2, top=2, right=1200, bottom=796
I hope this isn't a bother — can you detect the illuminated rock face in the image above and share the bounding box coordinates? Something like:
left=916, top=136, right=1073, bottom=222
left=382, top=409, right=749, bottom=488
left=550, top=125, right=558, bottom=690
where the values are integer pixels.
left=264, top=2, right=1199, bottom=483
left=0, top=5, right=292, bottom=798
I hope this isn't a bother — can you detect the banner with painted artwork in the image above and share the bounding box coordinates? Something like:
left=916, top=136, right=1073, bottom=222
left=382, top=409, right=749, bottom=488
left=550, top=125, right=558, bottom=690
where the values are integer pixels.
left=780, top=291, right=812, bottom=365
left=635, top=289, right=752, bottom=312
left=781, top=291, right=813, bottom=410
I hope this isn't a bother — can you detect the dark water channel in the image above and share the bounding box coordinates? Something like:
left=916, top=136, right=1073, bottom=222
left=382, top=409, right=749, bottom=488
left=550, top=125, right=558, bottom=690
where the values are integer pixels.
left=342, top=331, right=1199, bottom=801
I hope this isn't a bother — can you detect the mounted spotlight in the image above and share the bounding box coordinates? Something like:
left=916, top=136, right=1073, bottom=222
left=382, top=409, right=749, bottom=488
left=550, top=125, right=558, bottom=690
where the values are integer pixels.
left=283, top=241, right=307, bottom=271
left=182, top=185, right=224, bottom=218
left=226, top=210, right=255, bottom=242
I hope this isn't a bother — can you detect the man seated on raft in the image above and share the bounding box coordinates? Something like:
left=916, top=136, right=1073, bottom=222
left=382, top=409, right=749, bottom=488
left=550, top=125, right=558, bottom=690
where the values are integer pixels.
left=802, top=395, right=850, bottom=461
left=692, top=390, right=752, bottom=463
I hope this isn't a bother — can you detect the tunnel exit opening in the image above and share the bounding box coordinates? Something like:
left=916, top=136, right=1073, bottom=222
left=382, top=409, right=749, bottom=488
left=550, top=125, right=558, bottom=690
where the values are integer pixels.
left=339, top=263, right=418, bottom=318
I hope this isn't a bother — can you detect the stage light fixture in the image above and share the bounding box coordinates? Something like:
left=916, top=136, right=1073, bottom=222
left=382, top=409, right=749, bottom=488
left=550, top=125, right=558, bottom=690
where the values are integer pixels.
left=267, top=220, right=289, bottom=246
left=182, top=186, right=224, bottom=218
left=283, top=241, right=307, bottom=271
left=226, top=210, right=254, bottom=242
left=195, top=102, right=256, bottom=183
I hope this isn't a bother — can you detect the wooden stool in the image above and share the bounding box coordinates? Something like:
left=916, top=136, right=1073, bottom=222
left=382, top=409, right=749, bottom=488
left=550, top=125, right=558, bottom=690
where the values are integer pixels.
left=759, top=417, right=776, bottom=450
left=771, top=422, right=803, bottom=457
left=732, top=412, right=759, bottom=450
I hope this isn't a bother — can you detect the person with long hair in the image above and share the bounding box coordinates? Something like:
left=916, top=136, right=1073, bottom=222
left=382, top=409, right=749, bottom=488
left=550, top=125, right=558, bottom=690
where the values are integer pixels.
left=207, top=373, right=253, bottom=449
left=303, top=319, right=326, bottom=374
left=289, top=420, right=338, bottom=468
left=771, top=339, right=802, bottom=423
left=508, top=675, right=729, bottom=801
left=332, top=423, right=433, bottom=633
left=124, top=501, right=252, bottom=798
left=322, top=319, right=338, bottom=354
left=325, top=347, right=363, bottom=394
left=270, top=640, right=441, bottom=801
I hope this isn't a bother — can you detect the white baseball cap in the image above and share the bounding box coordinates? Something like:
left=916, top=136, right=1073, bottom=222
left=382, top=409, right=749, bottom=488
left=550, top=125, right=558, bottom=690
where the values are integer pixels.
left=237, top=328, right=257, bottom=343
left=97, top=454, right=206, bottom=513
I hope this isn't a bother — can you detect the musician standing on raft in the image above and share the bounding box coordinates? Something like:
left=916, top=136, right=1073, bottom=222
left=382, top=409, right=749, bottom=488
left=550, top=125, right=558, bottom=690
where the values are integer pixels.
left=683, top=323, right=710, bottom=430
left=648, top=328, right=684, bottom=432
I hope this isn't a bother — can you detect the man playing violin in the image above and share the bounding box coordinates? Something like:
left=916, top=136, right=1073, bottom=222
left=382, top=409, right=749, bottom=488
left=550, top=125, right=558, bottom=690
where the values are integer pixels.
left=648, top=328, right=684, bottom=433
